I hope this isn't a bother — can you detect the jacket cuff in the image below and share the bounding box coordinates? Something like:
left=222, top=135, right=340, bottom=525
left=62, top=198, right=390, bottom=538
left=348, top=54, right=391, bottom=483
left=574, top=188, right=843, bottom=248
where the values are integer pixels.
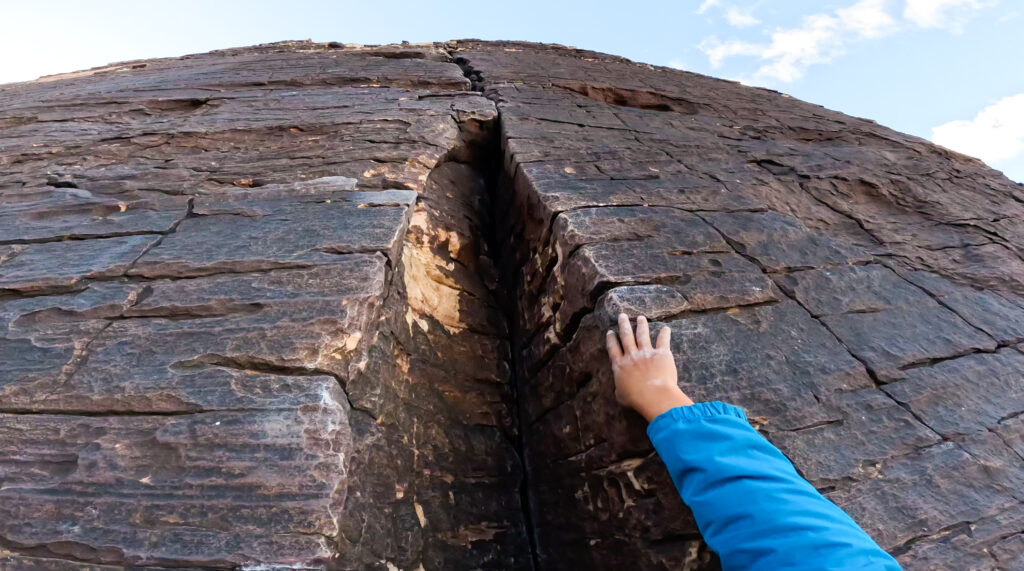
left=647, top=401, right=747, bottom=439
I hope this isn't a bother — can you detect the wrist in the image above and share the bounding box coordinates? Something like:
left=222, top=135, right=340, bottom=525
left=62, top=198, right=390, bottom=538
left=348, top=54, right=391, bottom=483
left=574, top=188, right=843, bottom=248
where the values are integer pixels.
left=636, top=385, right=694, bottom=422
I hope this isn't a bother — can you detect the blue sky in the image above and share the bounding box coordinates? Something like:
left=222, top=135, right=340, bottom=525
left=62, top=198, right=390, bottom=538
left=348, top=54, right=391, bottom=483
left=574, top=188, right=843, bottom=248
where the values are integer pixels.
left=2, top=0, right=1022, bottom=181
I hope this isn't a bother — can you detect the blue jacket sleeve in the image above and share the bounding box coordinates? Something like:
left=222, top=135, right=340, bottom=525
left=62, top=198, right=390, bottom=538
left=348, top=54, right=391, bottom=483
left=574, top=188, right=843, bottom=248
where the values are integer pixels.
left=647, top=401, right=900, bottom=571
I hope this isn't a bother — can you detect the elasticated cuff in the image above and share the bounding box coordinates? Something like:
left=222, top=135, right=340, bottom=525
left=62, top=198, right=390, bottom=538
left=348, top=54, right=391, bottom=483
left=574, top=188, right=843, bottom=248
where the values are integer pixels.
left=647, top=401, right=747, bottom=440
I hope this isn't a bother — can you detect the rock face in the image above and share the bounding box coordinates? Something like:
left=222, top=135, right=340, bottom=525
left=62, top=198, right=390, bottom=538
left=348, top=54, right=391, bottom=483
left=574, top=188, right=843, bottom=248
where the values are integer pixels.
left=1, top=40, right=1023, bottom=570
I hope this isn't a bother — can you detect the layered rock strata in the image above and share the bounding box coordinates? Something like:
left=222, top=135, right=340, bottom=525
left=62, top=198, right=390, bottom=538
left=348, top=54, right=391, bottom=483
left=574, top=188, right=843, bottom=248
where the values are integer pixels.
left=2, top=40, right=1024, bottom=571
left=453, top=41, right=1024, bottom=571
left=0, top=42, right=525, bottom=570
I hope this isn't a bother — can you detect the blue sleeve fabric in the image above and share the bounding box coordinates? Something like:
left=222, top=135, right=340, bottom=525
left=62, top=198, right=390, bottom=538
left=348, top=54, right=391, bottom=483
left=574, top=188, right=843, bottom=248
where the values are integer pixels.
left=647, top=401, right=901, bottom=571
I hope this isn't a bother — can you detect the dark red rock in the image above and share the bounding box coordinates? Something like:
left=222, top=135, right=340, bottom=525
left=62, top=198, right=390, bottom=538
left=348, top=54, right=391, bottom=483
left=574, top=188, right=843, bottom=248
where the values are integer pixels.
left=0, top=41, right=524, bottom=571
left=771, top=388, right=940, bottom=484
left=778, top=263, right=999, bottom=380
left=701, top=210, right=869, bottom=271
left=0, top=190, right=188, bottom=243
left=2, top=39, right=1024, bottom=570
left=455, top=39, right=1024, bottom=570
left=903, top=270, right=1024, bottom=344
left=0, top=235, right=159, bottom=293
left=827, top=443, right=1022, bottom=550
left=0, top=399, right=351, bottom=568
left=883, top=349, right=1024, bottom=437
left=129, top=200, right=409, bottom=278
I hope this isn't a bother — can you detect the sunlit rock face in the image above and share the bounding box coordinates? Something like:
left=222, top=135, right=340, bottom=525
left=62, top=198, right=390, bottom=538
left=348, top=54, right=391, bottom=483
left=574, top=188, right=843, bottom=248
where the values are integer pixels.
left=2, top=40, right=1024, bottom=571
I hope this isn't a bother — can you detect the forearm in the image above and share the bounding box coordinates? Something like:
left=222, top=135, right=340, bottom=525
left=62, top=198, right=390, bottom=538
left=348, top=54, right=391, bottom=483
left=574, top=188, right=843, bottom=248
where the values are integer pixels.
left=648, top=402, right=900, bottom=570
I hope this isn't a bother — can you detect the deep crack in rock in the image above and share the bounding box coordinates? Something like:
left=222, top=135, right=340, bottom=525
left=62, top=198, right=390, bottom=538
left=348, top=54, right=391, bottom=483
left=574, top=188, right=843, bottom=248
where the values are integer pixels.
left=3, top=39, right=1024, bottom=571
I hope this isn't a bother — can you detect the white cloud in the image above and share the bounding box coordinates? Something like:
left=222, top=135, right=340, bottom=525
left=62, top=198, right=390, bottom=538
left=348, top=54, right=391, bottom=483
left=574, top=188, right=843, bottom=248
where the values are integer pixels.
left=696, top=0, right=759, bottom=27
left=667, top=59, right=688, bottom=70
left=752, top=14, right=846, bottom=82
left=932, top=94, right=1024, bottom=166
left=724, top=6, right=761, bottom=27
left=696, top=0, right=721, bottom=14
left=699, top=0, right=897, bottom=83
left=904, top=0, right=996, bottom=32
left=699, top=38, right=763, bottom=68
left=841, top=0, right=900, bottom=37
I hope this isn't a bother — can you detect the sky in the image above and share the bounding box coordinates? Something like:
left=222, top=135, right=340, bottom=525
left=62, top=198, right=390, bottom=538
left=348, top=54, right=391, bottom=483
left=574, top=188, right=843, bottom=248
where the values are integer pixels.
left=2, top=0, right=1022, bottom=182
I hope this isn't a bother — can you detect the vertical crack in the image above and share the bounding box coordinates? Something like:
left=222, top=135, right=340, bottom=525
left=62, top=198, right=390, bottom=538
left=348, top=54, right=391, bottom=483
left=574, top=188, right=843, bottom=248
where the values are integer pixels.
left=449, top=47, right=542, bottom=570
left=483, top=117, right=543, bottom=571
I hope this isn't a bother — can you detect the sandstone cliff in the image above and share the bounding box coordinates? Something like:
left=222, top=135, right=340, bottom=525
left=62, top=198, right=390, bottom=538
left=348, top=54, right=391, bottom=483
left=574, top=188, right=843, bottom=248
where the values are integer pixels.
left=1, top=40, right=1023, bottom=570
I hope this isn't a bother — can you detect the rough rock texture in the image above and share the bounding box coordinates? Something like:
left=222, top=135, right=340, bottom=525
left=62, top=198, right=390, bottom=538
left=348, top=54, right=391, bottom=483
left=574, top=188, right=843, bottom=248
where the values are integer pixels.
left=0, top=42, right=524, bottom=571
left=1, top=39, right=1023, bottom=570
left=453, top=40, right=1024, bottom=570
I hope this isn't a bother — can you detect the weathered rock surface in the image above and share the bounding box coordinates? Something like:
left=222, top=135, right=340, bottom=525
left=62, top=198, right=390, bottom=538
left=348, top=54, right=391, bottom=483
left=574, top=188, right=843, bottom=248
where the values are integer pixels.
left=454, top=40, right=1024, bottom=570
left=1, top=41, right=524, bottom=571
left=2, top=39, right=1024, bottom=570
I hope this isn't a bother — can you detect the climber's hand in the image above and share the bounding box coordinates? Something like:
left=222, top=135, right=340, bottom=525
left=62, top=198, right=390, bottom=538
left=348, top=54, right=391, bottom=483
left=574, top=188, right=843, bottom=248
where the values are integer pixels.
left=606, top=313, right=693, bottom=422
